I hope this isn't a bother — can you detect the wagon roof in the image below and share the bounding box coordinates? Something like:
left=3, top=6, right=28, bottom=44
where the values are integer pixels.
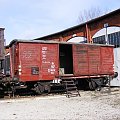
left=9, top=39, right=114, bottom=47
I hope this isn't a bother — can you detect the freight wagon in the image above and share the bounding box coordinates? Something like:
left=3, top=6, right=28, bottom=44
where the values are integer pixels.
left=0, top=39, right=114, bottom=97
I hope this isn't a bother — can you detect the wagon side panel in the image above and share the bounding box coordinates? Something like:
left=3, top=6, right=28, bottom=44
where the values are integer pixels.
left=88, top=45, right=101, bottom=75
left=100, top=46, right=114, bottom=75
left=73, top=44, right=114, bottom=77
left=19, top=43, right=41, bottom=81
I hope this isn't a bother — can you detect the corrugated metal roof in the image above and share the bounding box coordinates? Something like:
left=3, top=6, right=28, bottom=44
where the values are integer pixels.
left=9, top=39, right=114, bottom=47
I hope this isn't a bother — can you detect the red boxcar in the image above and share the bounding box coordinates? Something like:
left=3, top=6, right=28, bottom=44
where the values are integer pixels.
left=9, top=40, right=114, bottom=92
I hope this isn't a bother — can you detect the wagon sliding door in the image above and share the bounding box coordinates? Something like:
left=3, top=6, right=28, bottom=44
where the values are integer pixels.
left=40, top=44, right=59, bottom=80
left=73, top=44, right=89, bottom=76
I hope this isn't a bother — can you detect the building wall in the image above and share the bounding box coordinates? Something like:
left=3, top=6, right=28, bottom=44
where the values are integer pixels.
left=0, top=28, right=5, bottom=60
left=37, top=9, right=120, bottom=43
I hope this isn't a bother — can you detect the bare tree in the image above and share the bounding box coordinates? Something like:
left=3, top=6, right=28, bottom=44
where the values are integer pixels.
left=78, top=7, right=108, bottom=23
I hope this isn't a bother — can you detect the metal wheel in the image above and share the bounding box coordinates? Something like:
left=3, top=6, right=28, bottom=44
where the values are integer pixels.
left=34, top=82, right=51, bottom=94
left=34, top=83, right=43, bottom=94
left=89, top=80, right=97, bottom=90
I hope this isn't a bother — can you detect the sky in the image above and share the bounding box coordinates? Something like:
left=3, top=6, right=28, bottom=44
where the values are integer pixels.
left=0, top=0, right=120, bottom=45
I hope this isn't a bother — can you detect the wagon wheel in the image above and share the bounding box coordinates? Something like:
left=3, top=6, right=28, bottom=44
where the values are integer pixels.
left=89, top=80, right=97, bottom=90
left=34, top=83, right=51, bottom=94
left=34, top=83, right=44, bottom=95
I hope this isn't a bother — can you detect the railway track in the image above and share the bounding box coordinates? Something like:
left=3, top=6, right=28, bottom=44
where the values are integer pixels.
left=1, top=87, right=120, bottom=100
left=0, top=88, right=66, bottom=100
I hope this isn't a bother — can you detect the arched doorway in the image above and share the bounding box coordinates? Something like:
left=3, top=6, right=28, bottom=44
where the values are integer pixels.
left=92, top=26, right=120, bottom=47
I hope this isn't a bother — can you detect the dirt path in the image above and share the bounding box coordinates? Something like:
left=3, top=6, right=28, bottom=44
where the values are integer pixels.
left=0, top=88, right=120, bottom=120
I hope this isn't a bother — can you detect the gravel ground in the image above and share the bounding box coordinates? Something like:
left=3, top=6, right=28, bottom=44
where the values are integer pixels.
left=0, top=88, right=120, bottom=120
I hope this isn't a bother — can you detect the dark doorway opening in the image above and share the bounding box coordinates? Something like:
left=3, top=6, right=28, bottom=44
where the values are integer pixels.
left=59, top=44, right=73, bottom=75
